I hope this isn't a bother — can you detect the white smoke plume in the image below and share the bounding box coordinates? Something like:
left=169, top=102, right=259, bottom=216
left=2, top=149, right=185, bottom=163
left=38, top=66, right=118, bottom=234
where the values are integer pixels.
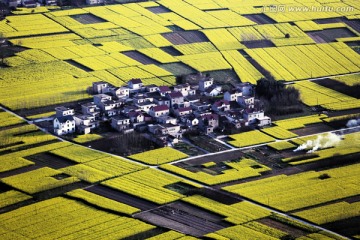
left=346, top=119, right=360, bottom=128
left=293, top=132, right=342, bottom=153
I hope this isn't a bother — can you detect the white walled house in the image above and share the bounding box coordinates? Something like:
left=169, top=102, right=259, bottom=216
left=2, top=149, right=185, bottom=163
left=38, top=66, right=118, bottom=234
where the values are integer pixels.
left=73, top=115, right=99, bottom=134
left=235, top=83, right=253, bottom=96
left=158, top=86, right=171, bottom=97
left=128, top=79, right=143, bottom=90
left=54, top=116, right=76, bottom=136
left=174, top=84, right=191, bottom=97
left=128, top=111, right=145, bottom=123
left=204, top=85, right=222, bottom=97
left=55, top=107, right=74, bottom=117
left=237, top=96, right=255, bottom=108
left=199, top=77, right=214, bottom=92
left=135, top=101, right=157, bottom=113
left=94, top=94, right=112, bottom=106
left=110, top=87, right=130, bottom=99
left=92, top=81, right=109, bottom=94
left=174, top=106, right=192, bottom=117
left=111, top=116, right=131, bottom=132
left=146, top=84, right=159, bottom=93
left=212, top=100, right=230, bottom=112
left=149, top=105, right=170, bottom=118
left=224, top=90, right=242, bottom=102
left=166, top=91, right=184, bottom=108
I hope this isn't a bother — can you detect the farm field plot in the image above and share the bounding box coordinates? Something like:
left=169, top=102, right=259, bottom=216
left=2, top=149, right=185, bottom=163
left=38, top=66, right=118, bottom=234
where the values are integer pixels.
left=223, top=162, right=360, bottom=212
left=283, top=131, right=360, bottom=165
left=160, top=157, right=271, bottom=185
left=1, top=0, right=360, bottom=239
left=228, top=130, right=275, bottom=147
left=128, top=147, right=188, bottom=165
left=0, top=197, right=155, bottom=240
left=0, top=2, right=359, bottom=112
left=103, top=168, right=194, bottom=204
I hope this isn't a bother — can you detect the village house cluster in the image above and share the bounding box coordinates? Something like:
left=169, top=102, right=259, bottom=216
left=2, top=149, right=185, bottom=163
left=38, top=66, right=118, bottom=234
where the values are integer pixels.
left=53, top=73, right=271, bottom=146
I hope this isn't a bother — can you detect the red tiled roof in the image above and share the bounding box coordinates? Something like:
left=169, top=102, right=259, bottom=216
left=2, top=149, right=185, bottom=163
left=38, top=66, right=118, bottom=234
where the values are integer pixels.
left=168, top=91, right=183, bottom=98
left=159, top=86, right=171, bottom=92
left=178, top=107, right=192, bottom=112
left=152, top=105, right=169, bottom=112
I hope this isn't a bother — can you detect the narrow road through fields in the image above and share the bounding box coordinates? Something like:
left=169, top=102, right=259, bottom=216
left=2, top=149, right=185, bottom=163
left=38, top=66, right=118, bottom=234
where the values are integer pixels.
left=1, top=105, right=356, bottom=239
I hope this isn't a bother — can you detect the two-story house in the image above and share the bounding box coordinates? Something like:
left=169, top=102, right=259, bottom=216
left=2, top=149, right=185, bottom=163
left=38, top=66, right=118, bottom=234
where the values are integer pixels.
left=158, top=86, right=171, bottom=97
left=73, top=115, right=99, bottom=134
left=237, top=96, right=255, bottom=108
left=149, top=105, right=170, bottom=118
left=212, top=100, right=230, bottom=112
left=199, top=113, right=219, bottom=134
left=166, top=91, right=184, bottom=108
left=92, top=81, right=109, bottom=94
left=199, top=77, right=214, bottom=92
left=128, top=79, right=143, bottom=91
left=135, top=101, right=157, bottom=113
left=54, top=116, right=76, bottom=136
left=111, top=115, right=131, bottom=132
left=55, top=106, right=74, bottom=117
left=173, top=106, right=193, bottom=117
left=224, top=90, right=243, bottom=102
left=110, top=87, right=130, bottom=99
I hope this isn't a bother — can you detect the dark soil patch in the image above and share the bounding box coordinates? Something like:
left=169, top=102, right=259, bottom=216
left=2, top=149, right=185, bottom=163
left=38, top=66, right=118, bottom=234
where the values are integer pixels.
left=160, top=62, right=195, bottom=76
left=307, top=28, right=357, bottom=43
left=0, top=183, right=12, bottom=193
left=242, top=39, right=275, bottom=48
left=187, top=188, right=242, bottom=205
left=164, top=182, right=199, bottom=195
left=122, top=228, right=167, bottom=240
left=313, top=18, right=360, bottom=33
left=258, top=218, right=309, bottom=238
left=160, top=46, right=183, bottom=56
left=147, top=6, right=171, bottom=14
left=70, top=13, right=107, bottom=24
left=134, top=201, right=232, bottom=237
left=345, top=195, right=360, bottom=203
left=203, top=69, right=240, bottom=86
left=0, top=141, right=24, bottom=149
left=315, top=78, right=360, bottom=98
left=86, top=131, right=158, bottom=157
left=162, top=32, right=190, bottom=45
left=186, top=135, right=229, bottom=153
left=0, top=165, right=41, bottom=179
left=291, top=123, right=334, bottom=136
left=166, top=25, right=184, bottom=32
left=34, top=181, right=90, bottom=200
left=25, top=152, right=76, bottom=169
left=0, top=198, right=35, bottom=214
left=343, top=19, right=360, bottom=34
left=65, top=60, right=93, bottom=72
left=86, top=185, right=159, bottom=211
left=122, top=51, right=160, bottom=65
left=162, top=31, right=208, bottom=45
left=173, top=141, right=205, bottom=156
left=0, top=139, right=59, bottom=156
left=243, top=14, right=277, bottom=24
left=322, top=216, right=360, bottom=238
left=314, top=18, right=343, bottom=24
